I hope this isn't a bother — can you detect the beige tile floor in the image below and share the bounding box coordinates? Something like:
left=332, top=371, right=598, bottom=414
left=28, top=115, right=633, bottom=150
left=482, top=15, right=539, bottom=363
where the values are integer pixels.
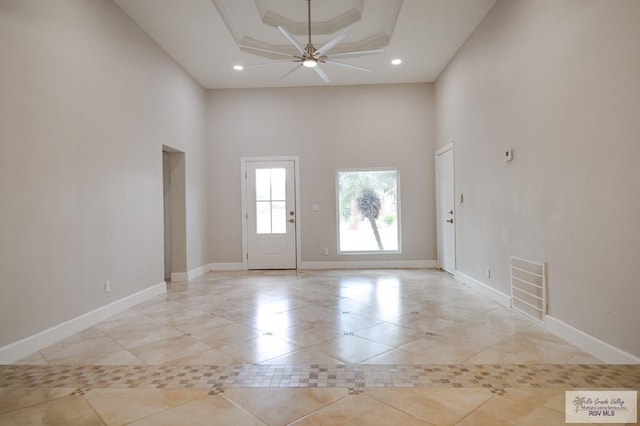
left=2, top=269, right=638, bottom=425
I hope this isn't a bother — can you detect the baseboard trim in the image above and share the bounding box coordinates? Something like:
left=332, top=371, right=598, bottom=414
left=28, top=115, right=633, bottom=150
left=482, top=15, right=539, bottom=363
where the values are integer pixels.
left=210, top=262, right=245, bottom=271
left=170, top=272, right=188, bottom=282
left=187, top=263, right=214, bottom=280
left=203, top=261, right=437, bottom=272
left=298, top=260, right=437, bottom=270
left=170, top=263, right=228, bottom=281
left=0, top=281, right=167, bottom=364
left=545, top=316, right=640, bottom=365
left=454, top=270, right=511, bottom=307
left=451, top=270, right=639, bottom=364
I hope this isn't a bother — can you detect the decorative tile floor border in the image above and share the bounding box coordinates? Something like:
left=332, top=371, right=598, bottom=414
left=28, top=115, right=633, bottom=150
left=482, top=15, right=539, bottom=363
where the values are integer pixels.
left=1, top=364, right=639, bottom=391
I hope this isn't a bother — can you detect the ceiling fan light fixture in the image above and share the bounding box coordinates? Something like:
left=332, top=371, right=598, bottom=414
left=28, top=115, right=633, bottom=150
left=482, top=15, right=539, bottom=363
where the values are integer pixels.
left=233, top=65, right=244, bottom=71
left=237, top=0, right=380, bottom=83
left=391, top=59, right=402, bottom=65
left=302, top=58, right=318, bottom=68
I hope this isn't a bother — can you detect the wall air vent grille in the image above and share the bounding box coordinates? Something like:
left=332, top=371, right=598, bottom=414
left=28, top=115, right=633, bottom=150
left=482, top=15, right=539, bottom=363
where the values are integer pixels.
left=510, top=256, right=546, bottom=323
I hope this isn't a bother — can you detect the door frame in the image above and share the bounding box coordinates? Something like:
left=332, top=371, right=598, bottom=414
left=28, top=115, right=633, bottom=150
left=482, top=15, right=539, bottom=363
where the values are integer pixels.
left=241, top=156, right=301, bottom=270
left=162, top=145, right=187, bottom=281
left=435, top=143, right=456, bottom=273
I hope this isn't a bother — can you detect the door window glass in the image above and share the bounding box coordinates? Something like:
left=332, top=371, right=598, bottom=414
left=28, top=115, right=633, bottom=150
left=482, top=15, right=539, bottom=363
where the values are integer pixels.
left=256, top=168, right=287, bottom=234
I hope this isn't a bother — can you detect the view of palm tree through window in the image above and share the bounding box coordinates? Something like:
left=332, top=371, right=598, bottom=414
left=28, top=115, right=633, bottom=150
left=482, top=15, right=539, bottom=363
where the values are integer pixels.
left=337, top=170, right=399, bottom=252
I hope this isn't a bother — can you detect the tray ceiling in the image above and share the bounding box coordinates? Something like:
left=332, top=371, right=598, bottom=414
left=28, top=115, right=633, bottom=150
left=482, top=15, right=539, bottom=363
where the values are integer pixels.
left=113, top=0, right=497, bottom=89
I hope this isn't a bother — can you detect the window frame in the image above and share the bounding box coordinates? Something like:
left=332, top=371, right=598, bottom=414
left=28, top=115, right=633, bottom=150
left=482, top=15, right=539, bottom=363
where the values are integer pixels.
left=335, top=167, right=402, bottom=255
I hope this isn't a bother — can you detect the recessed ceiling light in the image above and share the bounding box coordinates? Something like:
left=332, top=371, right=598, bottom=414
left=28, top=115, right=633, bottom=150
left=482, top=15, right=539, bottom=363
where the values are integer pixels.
left=233, top=65, right=244, bottom=71
left=391, top=59, right=402, bottom=65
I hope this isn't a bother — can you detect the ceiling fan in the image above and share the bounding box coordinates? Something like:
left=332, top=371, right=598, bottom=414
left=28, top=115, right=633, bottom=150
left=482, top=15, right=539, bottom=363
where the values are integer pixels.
left=237, top=0, right=384, bottom=83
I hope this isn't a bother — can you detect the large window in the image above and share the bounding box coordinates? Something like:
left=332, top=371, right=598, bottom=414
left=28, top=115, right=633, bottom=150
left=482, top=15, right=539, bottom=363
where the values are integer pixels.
left=337, top=169, right=400, bottom=253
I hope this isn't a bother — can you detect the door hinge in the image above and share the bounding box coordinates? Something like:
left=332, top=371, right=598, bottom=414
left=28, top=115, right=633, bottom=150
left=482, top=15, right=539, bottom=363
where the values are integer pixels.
left=246, top=253, right=248, bottom=260
left=244, top=172, right=247, bottom=179
left=245, top=213, right=248, bottom=220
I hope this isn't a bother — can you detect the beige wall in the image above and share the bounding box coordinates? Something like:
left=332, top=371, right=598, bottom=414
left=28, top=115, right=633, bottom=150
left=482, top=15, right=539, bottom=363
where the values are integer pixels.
left=0, top=0, right=209, bottom=347
left=207, top=84, right=437, bottom=264
left=435, top=0, right=640, bottom=356
left=5, top=0, right=636, bottom=359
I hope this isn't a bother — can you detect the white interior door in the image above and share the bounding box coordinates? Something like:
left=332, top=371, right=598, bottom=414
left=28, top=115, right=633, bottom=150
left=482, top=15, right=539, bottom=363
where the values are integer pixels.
left=246, top=160, right=297, bottom=269
left=436, top=145, right=455, bottom=274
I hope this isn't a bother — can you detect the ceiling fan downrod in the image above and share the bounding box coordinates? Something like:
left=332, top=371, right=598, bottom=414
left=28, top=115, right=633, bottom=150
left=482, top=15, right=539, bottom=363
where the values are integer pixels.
left=303, top=0, right=317, bottom=67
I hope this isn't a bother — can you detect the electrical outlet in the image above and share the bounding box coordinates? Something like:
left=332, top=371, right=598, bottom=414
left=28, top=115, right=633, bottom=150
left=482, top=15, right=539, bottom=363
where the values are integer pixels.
left=485, top=267, right=491, bottom=279
left=323, top=248, right=329, bottom=256
left=504, top=149, right=513, bottom=162
left=105, top=280, right=111, bottom=293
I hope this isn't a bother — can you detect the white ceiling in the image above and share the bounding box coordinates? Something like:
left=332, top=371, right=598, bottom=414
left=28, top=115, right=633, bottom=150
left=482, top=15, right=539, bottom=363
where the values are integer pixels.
left=113, top=0, right=497, bottom=89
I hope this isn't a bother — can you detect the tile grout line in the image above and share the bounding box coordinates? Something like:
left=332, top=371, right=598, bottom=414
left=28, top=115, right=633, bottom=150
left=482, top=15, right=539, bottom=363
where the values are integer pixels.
left=218, top=393, right=269, bottom=425
left=452, top=392, right=497, bottom=425
left=361, top=389, right=441, bottom=425
left=82, top=391, right=110, bottom=426
left=282, top=392, right=353, bottom=426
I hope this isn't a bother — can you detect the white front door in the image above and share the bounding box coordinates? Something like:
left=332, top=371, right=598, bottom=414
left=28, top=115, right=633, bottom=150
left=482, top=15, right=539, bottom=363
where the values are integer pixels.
left=245, top=160, right=297, bottom=269
left=436, top=145, right=455, bottom=274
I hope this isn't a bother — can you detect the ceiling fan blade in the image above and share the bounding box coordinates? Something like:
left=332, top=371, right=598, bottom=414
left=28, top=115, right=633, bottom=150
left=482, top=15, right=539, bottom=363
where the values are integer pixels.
left=237, top=44, right=293, bottom=58
left=329, top=49, right=385, bottom=59
left=315, top=29, right=351, bottom=57
left=313, top=65, right=331, bottom=84
left=281, top=64, right=302, bottom=80
left=278, top=26, right=305, bottom=55
left=324, top=60, right=371, bottom=73
left=242, top=60, right=295, bottom=69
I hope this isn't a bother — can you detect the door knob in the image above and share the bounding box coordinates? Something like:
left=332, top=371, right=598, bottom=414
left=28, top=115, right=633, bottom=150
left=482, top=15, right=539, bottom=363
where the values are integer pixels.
left=288, top=219, right=295, bottom=223
left=446, top=219, right=453, bottom=224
